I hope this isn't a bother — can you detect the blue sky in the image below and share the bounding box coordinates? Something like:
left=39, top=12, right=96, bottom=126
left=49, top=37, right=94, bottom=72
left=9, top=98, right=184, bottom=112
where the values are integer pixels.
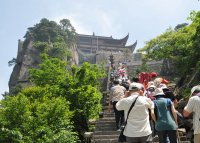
left=0, top=0, right=200, bottom=99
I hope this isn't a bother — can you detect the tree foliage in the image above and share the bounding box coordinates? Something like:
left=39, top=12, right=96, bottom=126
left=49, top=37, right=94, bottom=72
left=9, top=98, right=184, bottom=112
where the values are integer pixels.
left=0, top=86, right=78, bottom=143
left=29, top=53, right=68, bottom=86
left=138, top=11, right=200, bottom=97
left=24, top=18, right=76, bottom=44
left=139, top=11, right=200, bottom=76
left=4, top=18, right=106, bottom=142
left=29, top=54, right=104, bottom=141
left=24, top=18, right=77, bottom=61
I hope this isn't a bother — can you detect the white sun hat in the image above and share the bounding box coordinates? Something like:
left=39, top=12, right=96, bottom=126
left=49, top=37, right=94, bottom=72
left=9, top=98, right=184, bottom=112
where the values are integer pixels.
left=191, top=85, right=200, bottom=96
left=129, top=82, right=144, bottom=91
left=153, top=88, right=165, bottom=96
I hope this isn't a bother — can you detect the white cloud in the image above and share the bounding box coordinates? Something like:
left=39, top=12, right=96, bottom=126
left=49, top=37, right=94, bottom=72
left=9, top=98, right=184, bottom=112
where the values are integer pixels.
left=96, top=10, right=114, bottom=34
left=70, top=17, right=92, bottom=34
left=51, top=8, right=122, bottom=37
left=52, top=14, right=92, bottom=34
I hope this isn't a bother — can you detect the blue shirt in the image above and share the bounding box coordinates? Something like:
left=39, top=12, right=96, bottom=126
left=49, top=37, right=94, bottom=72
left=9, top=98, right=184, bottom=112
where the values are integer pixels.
left=154, top=97, right=177, bottom=131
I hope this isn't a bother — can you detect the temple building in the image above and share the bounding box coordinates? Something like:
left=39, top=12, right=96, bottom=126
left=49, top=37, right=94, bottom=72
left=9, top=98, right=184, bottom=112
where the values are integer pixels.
left=76, top=33, right=137, bottom=65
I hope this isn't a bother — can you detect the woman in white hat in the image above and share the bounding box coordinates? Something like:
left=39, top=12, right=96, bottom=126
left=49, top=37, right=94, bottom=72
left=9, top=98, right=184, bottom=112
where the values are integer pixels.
left=152, top=88, right=178, bottom=143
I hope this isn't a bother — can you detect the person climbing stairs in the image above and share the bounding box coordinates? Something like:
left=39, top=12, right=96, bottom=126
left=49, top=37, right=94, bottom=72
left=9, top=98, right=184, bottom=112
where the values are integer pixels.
left=86, top=64, right=191, bottom=143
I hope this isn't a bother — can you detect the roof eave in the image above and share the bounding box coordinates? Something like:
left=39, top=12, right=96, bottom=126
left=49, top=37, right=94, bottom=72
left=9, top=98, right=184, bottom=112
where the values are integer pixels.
left=125, top=40, right=137, bottom=53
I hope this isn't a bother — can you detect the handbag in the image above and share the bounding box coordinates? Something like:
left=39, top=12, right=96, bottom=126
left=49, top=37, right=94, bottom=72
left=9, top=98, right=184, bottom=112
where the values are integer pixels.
left=118, top=96, right=139, bottom=142
left=118, top=126, right=126, bottom=142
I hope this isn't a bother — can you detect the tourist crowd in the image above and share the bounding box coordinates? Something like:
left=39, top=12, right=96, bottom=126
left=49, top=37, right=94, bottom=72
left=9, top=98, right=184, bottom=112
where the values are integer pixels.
left=109, top=66, right=200, bottom=143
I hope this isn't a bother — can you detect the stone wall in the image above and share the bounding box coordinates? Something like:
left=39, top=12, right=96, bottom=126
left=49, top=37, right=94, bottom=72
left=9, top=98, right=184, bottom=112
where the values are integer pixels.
left=127, top=60, right=163, bottom=77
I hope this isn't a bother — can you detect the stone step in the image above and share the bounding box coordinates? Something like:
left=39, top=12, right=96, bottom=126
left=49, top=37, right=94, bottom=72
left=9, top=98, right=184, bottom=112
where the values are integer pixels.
left=104, top=110, right=114, bottom=113
left=103, top=106, right=111, bottom=110
left=96, top=119, right=115, bottom=123
left=103, top=112, right=115, bottom=117
left=94, top=126, right=117, bottom=131
left=92, top=134, right=119, bottom=139
left=93, top=131, right=120, bottom=135
left=97, top=117, right=115, bottom=122
left=99, top=116, right=115, bottom=120
left=92, top=138, right=125, bottom=143
left=96, top=119, right=115, bottom=124
left=95, top=122, right=116, bottom=127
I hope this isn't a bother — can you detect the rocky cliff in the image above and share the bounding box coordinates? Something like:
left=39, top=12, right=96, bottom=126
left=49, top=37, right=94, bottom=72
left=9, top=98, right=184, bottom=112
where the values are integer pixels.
left=9, top=39, right=43, bottom=92
left=9, top=38, right=79, bottom=93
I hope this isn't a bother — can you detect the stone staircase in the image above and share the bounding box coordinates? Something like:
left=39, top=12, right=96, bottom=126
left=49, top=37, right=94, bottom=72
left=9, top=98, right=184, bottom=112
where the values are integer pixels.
left=87, top=101, right=191, bottom=143
left=91, top=105, right=122, bottom=143
left=85, top=64, right=191, bottom=143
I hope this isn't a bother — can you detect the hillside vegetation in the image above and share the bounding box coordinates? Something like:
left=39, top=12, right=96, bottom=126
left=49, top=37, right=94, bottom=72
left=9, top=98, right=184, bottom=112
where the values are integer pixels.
left=1, top=18, right=106, bottom=143
left=139, top=11, right=200, bottom=98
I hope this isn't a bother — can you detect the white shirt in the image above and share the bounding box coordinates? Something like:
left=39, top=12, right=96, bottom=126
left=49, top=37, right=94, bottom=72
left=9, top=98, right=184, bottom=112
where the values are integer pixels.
left=184, top=95, right=200, bottom=134
left=116, top=93, right=154, bottom=137
left=109, top=85, right=126, bottom=102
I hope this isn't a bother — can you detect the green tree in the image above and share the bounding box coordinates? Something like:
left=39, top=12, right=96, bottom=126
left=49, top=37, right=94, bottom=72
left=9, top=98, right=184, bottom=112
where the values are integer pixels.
left=0, top=86, right=78, bottom=143
left=6, top=17, right=105, bottom=142
left=59, top=19, right=77, bottom=46
left=29, top=53, right=68, bottom=86
left=24, top=18, right=77, bottom=61
left=139, top=12, right=197, bottom=76
left=138, top=10, right=200, bottom=97
left=61, top=62, right=104, bottom=141
left=190, top=11, right=200, bottom=70
left=29, top=54, right=104, bottom=141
